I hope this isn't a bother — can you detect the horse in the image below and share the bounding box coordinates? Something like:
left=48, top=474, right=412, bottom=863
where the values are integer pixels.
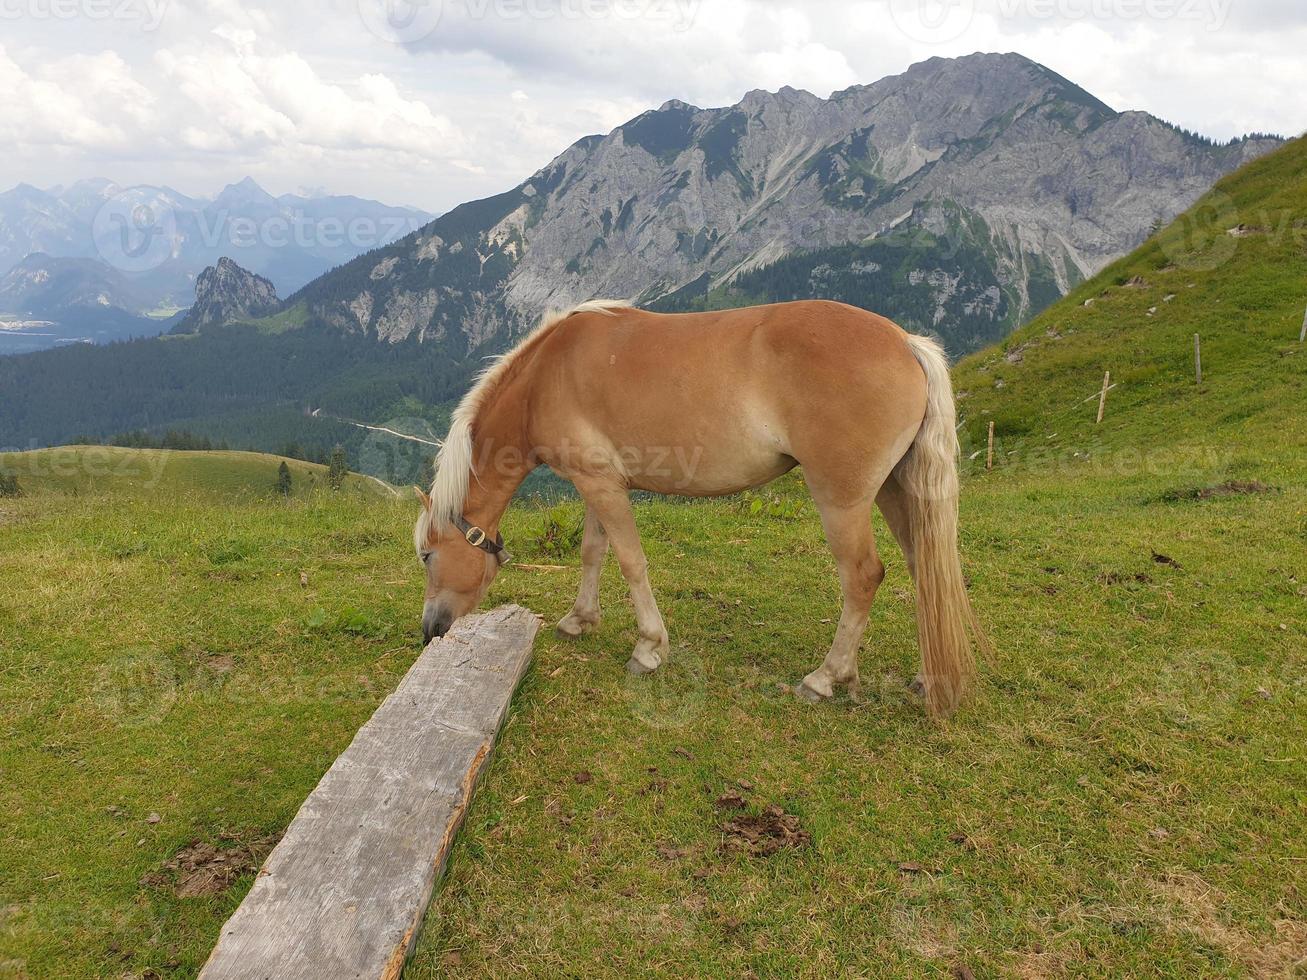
left=413, top=299, right=990, bottom=716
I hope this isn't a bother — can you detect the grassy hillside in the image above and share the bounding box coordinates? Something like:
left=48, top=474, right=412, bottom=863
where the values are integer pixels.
left=0, top=446, right=392, bottom=499
left=954, top=134, right=1307, bottom=467
left=1, top=139, right=1304, bottom=978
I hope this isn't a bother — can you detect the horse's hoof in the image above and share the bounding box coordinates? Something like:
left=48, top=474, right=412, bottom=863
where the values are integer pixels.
left=626, top=655, right=658, bottom=675
left=907, top=675, right=926, bottom=697
left=556, top=614, right=598, bottom=638
left=794, top=680, right=829, bottom=703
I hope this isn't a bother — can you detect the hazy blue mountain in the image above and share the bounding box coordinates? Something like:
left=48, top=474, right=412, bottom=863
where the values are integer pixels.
left=0, top=177, right=433, bottom=348
left=0, top=254, right=173, bottom=355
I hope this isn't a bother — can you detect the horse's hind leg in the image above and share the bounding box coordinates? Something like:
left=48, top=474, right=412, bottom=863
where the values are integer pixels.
left=796, top=494, right=885, bottom=702
left=877, top=474, right=927, bottom=697
left=557, top=506, right=608, bottom=638
left=875, top=473, right=917, bottom=580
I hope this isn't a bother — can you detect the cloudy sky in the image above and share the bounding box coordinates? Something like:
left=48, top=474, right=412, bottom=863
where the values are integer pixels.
left=1, top=0, right=1303, bottom=213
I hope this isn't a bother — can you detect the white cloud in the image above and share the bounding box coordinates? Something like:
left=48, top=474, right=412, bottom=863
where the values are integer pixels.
left=0, top=46, right=155, bottom=149
left=0, top=0, right=1301, bottom=212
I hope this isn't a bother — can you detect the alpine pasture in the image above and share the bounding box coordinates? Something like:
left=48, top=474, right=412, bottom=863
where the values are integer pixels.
left=2, top=140, right=1305, bottom=978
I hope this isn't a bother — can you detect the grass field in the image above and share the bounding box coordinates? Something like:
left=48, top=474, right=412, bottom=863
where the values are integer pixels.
left=2, top=141, right=1305, bottom=977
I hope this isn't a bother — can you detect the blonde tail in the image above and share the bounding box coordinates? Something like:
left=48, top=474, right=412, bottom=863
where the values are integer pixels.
left=898, top=334, right=991, bottom=717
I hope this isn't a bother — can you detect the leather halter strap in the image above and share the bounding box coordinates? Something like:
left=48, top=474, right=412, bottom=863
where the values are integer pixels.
left=451, top=514, right=507, bottom=558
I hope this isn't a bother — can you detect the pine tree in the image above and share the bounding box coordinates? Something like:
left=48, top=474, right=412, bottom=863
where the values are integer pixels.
left=277, top=461, right=292, bottom=497
left=328, top=444, right=348, bottom=490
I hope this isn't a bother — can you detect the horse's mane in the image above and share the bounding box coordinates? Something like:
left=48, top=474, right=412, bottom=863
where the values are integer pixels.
left=416, top=300, right=629, bottom=545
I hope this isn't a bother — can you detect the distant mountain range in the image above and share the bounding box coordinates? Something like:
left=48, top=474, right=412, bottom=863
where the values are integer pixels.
left=0, top=178, right=432, bottom=352
left=0, top=53, right=1286, bottom=477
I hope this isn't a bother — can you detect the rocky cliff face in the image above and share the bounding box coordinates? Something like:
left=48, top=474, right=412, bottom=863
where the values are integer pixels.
left=177, top=257, right=279, bottom=332
left=290, top=52, right=1280, bottom=354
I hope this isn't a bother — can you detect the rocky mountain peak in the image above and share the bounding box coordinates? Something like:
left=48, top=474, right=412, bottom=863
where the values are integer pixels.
left=175, top=256, right=279, bottom=333
left=286, top=52, right=1282, bottom=357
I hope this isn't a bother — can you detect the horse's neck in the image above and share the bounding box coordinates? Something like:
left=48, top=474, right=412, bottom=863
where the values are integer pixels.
left=462, top=388, right=532, bottom=529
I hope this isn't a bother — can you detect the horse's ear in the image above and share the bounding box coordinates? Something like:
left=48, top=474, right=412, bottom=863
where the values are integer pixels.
left=413, top=486, right=431, bottom=511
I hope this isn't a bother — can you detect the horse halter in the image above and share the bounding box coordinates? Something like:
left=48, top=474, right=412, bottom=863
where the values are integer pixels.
left=451, top=514, right=510, bottom=563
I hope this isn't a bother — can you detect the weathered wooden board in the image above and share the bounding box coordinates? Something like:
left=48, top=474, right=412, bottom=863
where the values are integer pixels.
left=199, top=604, right=540, bottom=980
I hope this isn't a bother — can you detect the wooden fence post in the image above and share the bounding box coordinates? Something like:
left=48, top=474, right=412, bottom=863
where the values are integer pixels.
left=1096, top=371, right=1110, bottom=424
left=1194, top=333, right=1202, bottom=385
left=986, top=421, right=994, bottom=472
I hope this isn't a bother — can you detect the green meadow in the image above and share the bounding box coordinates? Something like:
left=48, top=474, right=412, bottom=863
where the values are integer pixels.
left=1, top=139, right=1304, bottom=978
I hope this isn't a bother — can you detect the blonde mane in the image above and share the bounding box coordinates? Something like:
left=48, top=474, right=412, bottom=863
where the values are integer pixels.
left=415, top=300, right=629, bottom=548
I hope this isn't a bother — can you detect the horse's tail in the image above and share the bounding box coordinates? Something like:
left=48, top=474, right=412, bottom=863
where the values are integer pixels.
left=897, top=333, right=991, bottom=717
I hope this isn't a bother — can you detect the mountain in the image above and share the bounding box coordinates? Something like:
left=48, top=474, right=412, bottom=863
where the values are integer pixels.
left=0, top=253, right=148, bottom=314
left=0, top=53, right=1288, bottom=474
left=175, top=258, right=280, bottom=333
left=286, top=52, right=1280, bottom=354
left=0, top=254, right=169, bottom=354
left=0, top=178, right=433, bottom=350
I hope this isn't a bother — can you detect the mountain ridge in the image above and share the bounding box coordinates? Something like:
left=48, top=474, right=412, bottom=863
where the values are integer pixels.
left=283, top=52, right=1280, bottom=357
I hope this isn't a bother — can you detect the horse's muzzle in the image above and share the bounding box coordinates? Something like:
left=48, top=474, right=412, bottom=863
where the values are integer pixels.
left=422, top=603, right=453, bottom=645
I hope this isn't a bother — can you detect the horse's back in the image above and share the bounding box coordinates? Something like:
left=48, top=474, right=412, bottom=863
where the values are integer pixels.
left=529, top=300, right=929, bottom=496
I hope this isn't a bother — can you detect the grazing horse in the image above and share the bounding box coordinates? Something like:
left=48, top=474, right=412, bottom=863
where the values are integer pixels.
left=414, top=299, right=989, bottom=716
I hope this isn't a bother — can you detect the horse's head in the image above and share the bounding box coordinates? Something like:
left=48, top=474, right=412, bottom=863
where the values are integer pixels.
left=413, top=487, right=510, bottom=643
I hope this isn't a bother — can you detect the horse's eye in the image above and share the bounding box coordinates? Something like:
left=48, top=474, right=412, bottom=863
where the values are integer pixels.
left=420, top=551, right=432, bottom=565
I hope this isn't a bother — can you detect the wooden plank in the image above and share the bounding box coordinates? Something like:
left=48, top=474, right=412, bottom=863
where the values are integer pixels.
left=199, top=604, right=540, bottom=980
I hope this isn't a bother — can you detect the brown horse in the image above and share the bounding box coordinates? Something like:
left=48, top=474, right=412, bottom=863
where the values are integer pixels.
left=414, top=299, right=989, bottom=715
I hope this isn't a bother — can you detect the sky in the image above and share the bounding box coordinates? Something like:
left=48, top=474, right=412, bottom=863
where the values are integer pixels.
left=1, top=0, right=1304, bottom=213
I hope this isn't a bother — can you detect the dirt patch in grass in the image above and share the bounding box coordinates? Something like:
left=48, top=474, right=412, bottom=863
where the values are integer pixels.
left=142, top=832, right=279, bottom=898
left=720, top=804, right=811, bottom=857
left=1153, top=872, right=1307, bottom=978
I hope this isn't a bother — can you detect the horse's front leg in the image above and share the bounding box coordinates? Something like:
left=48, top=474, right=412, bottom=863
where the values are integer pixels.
left=573, top=481, right=668, bottom=674
left=557, top=506, right=608, bottom=638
